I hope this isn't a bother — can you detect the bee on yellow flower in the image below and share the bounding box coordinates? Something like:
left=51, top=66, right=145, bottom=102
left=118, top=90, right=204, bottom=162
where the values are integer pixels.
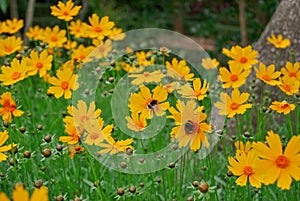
left=267, top=34, right=291, bottom=49
left=50, top=0, right=81, bottom=21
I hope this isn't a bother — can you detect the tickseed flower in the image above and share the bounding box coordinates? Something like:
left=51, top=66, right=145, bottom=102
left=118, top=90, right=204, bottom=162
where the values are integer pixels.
left=41, top=26, right=67, bottom=48
left=269, top=101, right=295, bottom=115
left=255, top=62, right=281, bottom=86
left=278, top=77, right=299, bottom=96
left=0, top=36, right=23, bottom=56
left=0, top=21, right=5, bottom=34
left=218, top=64, right=251, bottom=88
left=0, top=183, right=49, bottom=201
left=267, top=34, right=291, bottom=49
left=25, top=50, right=53, bottom=77
left=166, top=58, right=194, bottom=81
left=135, top=51, right=155, bottom=67
left=47, top=68, right=78, bottom=99
left=69, top=19, right=88, bottom=38
left=64, top=40, right=77, bottom=50
left=25, top=25, right=43, bottom=41
left=222, top=45, right=258, bottom=69
left=163, top=81, right=178, bottom=94
left=98, top=132, right=133, bottom=155
left=69, top=145, right=84, bottom=159
left=50, top=0, right=81, bottom=21
left=129, top=85, right=169, bottom=119
left=86, top=14, right=115, bottom=39
left=234, top=141, right=252, bottom=155
left=228, top=150, right=263, bottom=188
left=3, top=18, right=24, bottom=34
left=109, top=27, right=126, bottom=40
left=0, top=58, right=28, bottom=86
left=59, top=123, right=81, bottom=145
left=281, top=62, right=300, bottom=81
left=252, top=131, right=300, bottom=190
left=91, top=39, right=112, bottom=59
left=201, top=58, right=219, bottom=70
left=177, top=78, right=208, bottom=101
left=129, top=70, right=165, bottom=85
left=121, top=62, right=144, bottom=73
left=0, top=92, right=24, bottom=123
left=71, top=45, right=94, bottom=63
left=126, top=112, right=147, bottom=132
left=84, top=118, right=113, bottom=146
left=214, top=88, right=252, bottom=118
left=0, top=130, right=17, bottom=162
left=168, top=99, right=212, bottom=152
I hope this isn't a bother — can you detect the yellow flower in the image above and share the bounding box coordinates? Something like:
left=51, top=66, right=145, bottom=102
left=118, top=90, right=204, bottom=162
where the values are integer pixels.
left=98, top=132, right=133, bottom=155
left=0, top=21, right=5, bottom=34
left=135, top=51, right=155, bottom=67
left=121, top=62, right=144, bottom=73
left=84, top=118, right=113, bottom=146
left=47, top=68, right=78, bottom=99
left=86, top=14, right=115, bottom=39
left=0, top=183, right=49, bottom=201
left=0, top=92, right=24, bottom=123
left=218, top=64, right=251, bottom=88
left=71, top=45, right=94, bottom=63
left=278, top=77, right=299, bottom=96
left=227, top=150, right=262, bottom=188
left=3, top=18, right=24, bottom=34
left=0, top=130, right=17, bottom=162
left=91, top=39, right=112, bottom=59
left=234, top=141, right=252, bottom=155
left=252, top=131, right=300, bottom=190
left=177, top=78, right=208, bottom=101
left=168, top=99, right=212, bottom=152
left=50, top=0, right=81, bottom=21
left=69, top=145, right=84, bottom=159
left=63, top=40, right=77, bottom=50
left=25, top=50, right=53, bottom=77
left=267, top=34, right=291, bottom=49
left=41, top=26, right=67, bottom=48
left=201, top=58, right=219, bottom=70
left=281, top=62, right=300, bottom=81
left=129, top=85, right=169, bottom=119
left=25, top=25, right=43, bottom=41
left=126, top=112, right=147, bottom=132
left=59, top=123, right=81, bottom=145
left=0, top=58, right=28, bottom=86
left=166, top=58, right=194, bottom=81
left=109, top=27, right=126, bottom=40
left=129, top=70, right=165, bottom=85
left=255, top=62, right=281, bottom=86
left=69, top=19, right=88, bottom=38
left=0, top=36, right=23, bottom=56
left=163, top=82, right=178, bottom=94
left=269, top=101, right=295, bottom=115
left=214, top=88, right=252, bottom=118
left=222, top=45, right=258, bottom=69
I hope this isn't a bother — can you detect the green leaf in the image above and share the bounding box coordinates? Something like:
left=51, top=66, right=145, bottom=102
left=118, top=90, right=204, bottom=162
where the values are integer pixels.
left=0, top=0, right=8, bottom=14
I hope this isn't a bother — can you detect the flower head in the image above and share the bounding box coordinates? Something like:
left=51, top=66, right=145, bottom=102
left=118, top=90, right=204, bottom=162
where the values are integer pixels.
left=135, top=51, right=155, bottom=67
left=41, top=26, right=67, bottom=48
left=0, top=36, right=22, bottom=56
left=126, top=112, right=147, bottom=132
left=26, top=25, right=43, bottom=41
left=98, top=132, right=133, bottom=155
left=214, top=88, right=252, bottom=118
left=0, top=92, right=24, bottom=123
left=3, top=18, right=24, bottom=34
left=69, top=19, right=88, bottom=38
left=278, top=77, right=299, bottom=96
left=269, top=101, right=295, bottom=115
left=129, top=70, right=165, bottom=85
left=177, top=78, right=209, bottom=101
left=129, top=85, right=169, bottom=119
left=71, top=44, right=94, bottom=63
left=218, top=64, right=251, bottom=89
left=234, top=141, right=252, bottom=155
left=109, top=27, right=126, bottom=40
left=281, top=62, right=300, bottom=81
left=25, top=50, right=53, bottom=77
left=201, top=58, right=219, bottom=70
left=252, top=131, right=300, bottom=190
left=0, top=130, right=17, bottom=162
left=59, top=123, right=81, bottom=145
left=50, top=0, right=81, bottom=21
left=166, top=58, right=194, bottom=81
left=222, top=45, right=258, bottom=69
left=255, top=62, right=281, bottom=86
left=86, top=14, right=115, bottom=39
left=47, top=68, right=78, bottom=99
left=267, top=34, right=291, bottom=49
left=0, top=58, right=28, bottom=86
left=84, top=118, right=112, bottom=146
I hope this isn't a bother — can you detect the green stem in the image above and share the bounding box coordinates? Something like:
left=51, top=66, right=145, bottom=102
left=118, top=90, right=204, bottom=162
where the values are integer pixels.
left=87, top=154, right=104, bottom=200
left=65, top=21, right=71, bottom=41
left=286, top=113, right=293, bottom=137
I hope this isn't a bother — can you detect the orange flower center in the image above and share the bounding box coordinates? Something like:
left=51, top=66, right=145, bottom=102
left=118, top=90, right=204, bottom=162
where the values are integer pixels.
left=80, top=115, right=89, bottom=122
left=230, top=74, right=238, bottom=82
left=276, top=41, right=282, bottom=45
left=95, top=26, right=102, bottom=33
left=275, top=155, right=289, bottom=168
left=11, top=72, right=21, bottom=80
left=4, top=45, right=13, bottom=53
left=281, top=103, right=290, bottom=109
left=184, top=120, right=198, bottom=135
left=243, top=166, right=254, bottom=176
left=283, top=84, right=291, bottom=92
left=36, top=62, right=43, bottom=69
left=63, top=11, right=69, bottom=16
left=61, top=81, right=69, bottom=90
left=79, top=54, right=86, bottom=60
left=90, top=133, right=99, bottom=140
left=231, top=102, right=239, bottom=110
left=262, top=74, right=271, bottom=81
left=3, top=100, right=16, bottom=112
left=50, top=36, right=58, bottom=42
left=240, top=57, right=248, bottom=64
left=289, top=72, right=296, bottom=77
left=143, top=72, right=150, bottom=77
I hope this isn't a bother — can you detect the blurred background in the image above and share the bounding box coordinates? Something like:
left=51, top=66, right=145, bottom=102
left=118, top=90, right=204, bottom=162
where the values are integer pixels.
left=0, top=0, right=280, bottom=56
